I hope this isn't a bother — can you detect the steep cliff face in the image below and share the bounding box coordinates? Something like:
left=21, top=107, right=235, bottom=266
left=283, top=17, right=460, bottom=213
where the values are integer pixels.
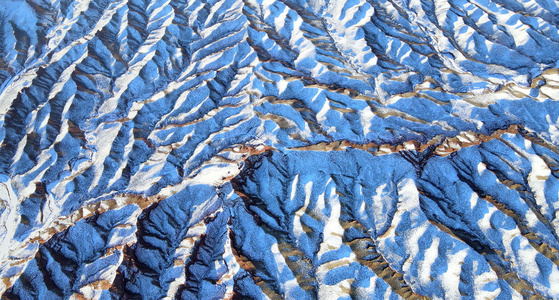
left=1, top=0, right=559, bottom=298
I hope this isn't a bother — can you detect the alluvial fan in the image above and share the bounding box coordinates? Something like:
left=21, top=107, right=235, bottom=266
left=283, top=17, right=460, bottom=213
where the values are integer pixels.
left=0, top=0, right=559, bottom=298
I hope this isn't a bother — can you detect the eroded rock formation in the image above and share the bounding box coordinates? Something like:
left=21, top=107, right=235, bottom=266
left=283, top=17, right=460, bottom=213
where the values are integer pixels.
left=1, top=0, right=559, bottom=298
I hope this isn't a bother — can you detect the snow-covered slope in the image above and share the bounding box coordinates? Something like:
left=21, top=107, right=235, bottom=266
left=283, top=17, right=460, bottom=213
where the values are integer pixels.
left=1, top=0, right=559, bottom=298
